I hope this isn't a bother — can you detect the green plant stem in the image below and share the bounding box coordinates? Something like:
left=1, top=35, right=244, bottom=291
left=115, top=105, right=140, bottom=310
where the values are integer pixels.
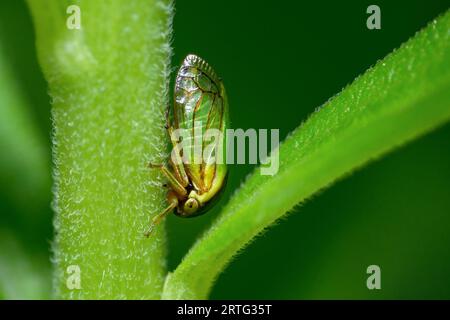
left=162, top=11, right=450, bottom=299
left=27, top=0, right=173, bottom=299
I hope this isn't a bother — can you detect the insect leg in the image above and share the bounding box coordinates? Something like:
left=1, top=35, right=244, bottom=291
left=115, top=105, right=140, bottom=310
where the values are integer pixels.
left=148, top=163, right=187, bottom=197
left=144, top=195, right=178, bottom=238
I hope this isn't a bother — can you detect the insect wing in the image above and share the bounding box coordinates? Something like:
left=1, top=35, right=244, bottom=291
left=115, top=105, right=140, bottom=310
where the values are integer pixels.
left=174, top=55, right=227, bottom=192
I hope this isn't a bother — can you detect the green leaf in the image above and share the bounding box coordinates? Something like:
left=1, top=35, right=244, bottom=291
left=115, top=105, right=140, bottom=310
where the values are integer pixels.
left=162, top=11, right=450, bottom=299
left=27, top=0, right=174, bottom=299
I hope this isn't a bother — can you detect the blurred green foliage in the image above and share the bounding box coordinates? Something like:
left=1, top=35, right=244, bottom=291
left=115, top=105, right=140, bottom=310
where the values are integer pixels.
left=0, top=0, right=449, bottom=299
left=0, top=0, right=52, bottom=298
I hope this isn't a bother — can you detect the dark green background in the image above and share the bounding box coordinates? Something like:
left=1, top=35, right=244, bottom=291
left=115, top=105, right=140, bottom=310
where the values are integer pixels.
left=1, top=0, right=449, bottom=299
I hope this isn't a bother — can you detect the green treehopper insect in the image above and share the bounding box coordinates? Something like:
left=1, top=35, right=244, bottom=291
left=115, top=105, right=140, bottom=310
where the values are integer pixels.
left=145, top=54, right=229, bottom=237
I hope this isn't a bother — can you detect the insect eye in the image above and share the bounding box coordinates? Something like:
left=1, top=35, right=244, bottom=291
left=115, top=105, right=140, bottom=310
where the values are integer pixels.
left=183, top=198, right=199, bottom=214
